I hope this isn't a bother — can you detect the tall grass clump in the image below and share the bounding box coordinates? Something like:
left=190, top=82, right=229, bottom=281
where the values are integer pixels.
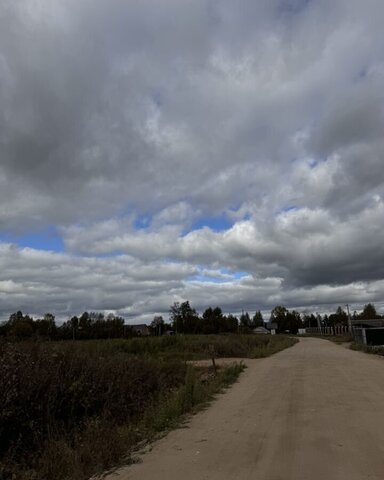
left=350, top=343, right=384, bottom=355
left=0, top=342, right=186, bottom=479
left=147, top=363, right=244, bottom=433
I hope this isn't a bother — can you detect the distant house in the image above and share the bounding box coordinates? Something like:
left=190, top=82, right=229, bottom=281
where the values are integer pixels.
left=132, top=324, right=151, bottom=336
left=253, top=326, right=270, bottom=335
left=352, top=318, right=384, bottom=345
left=265, top=322, right=278, bottom=334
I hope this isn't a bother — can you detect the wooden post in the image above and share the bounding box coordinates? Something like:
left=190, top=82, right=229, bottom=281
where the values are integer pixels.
left=209, top=344, right=217, bottom=375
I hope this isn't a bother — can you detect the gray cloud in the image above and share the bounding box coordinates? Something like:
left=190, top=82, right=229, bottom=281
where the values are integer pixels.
left=0, top=242, right=383, bottom=323
left=1, top=0, right=384, bottom=318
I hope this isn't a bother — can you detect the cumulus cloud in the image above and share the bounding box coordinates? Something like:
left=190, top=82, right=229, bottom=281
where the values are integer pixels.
left=61, top=197, right=384, bottom=288
left=1, top=241, right=383, bottom=322
left=1, top=0, right=384, bottom=319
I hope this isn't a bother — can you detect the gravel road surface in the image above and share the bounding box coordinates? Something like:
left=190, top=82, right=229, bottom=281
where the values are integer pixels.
left=105, top=338, right=384, bottom=480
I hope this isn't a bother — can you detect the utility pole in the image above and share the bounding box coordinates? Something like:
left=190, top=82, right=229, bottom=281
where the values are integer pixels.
left=316, top=313, right=322, bottom=335
left=346, top=304, right=352, bottom=334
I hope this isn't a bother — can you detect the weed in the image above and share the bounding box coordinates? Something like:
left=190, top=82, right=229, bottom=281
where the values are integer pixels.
left=350, top=343, right=384, bottom=355
left=0, top=335, right=294, bottom=479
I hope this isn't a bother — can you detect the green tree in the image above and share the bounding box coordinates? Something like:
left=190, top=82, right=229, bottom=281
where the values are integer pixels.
left=224, top=314, right=239, bottom=333
left=239, top=311, right=252, bottom=332
left=252, top=311, right=264, bottom=328
left=285, top=310, right=302, bottom=334
left=169, top=301, right=199, bottom=334
left=7, top=311, right=34, bottom=338
left=270, top=306, right=288, bottom=333
left=69, top=315, right=79, bottom=339
left=359, top=303, right=378, bottom=320
left=302, top=313, right=317, bottom=328
left=150, top=316, right=165, bottom=336
left=328, top=306, right=348, bottom=327
left=34, top=313, right=56, bottom=339
left=202, top=307, right=224, bottom=334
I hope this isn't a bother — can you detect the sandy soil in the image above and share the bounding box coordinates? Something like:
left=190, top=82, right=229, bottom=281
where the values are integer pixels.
left=104, top=338, right=384, bottom=480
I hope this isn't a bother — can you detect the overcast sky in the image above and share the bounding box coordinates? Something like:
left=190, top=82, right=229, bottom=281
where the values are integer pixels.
left=1, top=0, right=384, bottom=323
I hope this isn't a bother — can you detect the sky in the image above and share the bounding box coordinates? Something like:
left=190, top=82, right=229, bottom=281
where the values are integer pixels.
left=1, top=0, right=384, bottom=323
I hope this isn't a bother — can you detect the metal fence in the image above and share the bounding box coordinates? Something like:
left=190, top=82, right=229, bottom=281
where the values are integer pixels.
left=351, top=319, right=384, bottom=345
left=305, top=326, right=349, bottom=336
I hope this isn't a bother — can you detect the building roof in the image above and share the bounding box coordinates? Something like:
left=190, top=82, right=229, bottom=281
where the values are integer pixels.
left=253, top=326, right=270, bottom=334
left=132, top=324, right=150, bottom=335
left=352, top=319, right=384, bottom=328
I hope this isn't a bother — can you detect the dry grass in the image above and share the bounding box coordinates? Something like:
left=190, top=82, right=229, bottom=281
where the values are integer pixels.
left=0, top=335, right=295, bottom=480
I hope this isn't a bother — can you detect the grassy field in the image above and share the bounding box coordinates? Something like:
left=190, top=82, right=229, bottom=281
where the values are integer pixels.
left=350, top=343, right=384, bottom=355
left=0, top=334, right=296, bottom=480
left=298, top=334, right=353, bottom=344
left=326, top=335, right=353, bottom=344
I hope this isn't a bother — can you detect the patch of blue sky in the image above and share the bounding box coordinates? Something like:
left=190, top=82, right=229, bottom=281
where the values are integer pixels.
left=232, top=271, right=249, bottom=280
left=278, top=205, right=298, bottom=215
left=213, top=267, right=248, bottom=279
left=307, top=158, right=318, bottom=169
left=188, top=268, right=249, bottom=284
left=133, top=214, right=152, bottom=230
left=188, top=274, right=229, bottom=284
left=190, top=215, right=233, bottom=233
left=0, top=226, right=64, bottom=252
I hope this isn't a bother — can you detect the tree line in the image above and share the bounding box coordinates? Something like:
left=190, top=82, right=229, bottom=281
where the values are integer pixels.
left=0, top=302, right=380, bottom=340
left=0, top=311, right=132, bottom=340
left=167, top=301, right=381, bottom=335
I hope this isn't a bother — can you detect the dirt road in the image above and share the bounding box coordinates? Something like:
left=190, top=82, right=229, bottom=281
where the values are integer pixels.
left=106, top=338, right=384, bottom=480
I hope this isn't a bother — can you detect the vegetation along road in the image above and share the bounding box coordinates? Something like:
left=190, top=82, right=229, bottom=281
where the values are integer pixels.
left=107, top=338, right=384, bottom=480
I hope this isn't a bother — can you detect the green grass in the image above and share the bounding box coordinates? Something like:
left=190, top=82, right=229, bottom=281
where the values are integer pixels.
left=325, top=335, right=353, bottom=344
left=350, top=343, right=384, bottom=355
left=63, top=333, right=298, bottom=360
left=299, top=334, right=353, bottom=344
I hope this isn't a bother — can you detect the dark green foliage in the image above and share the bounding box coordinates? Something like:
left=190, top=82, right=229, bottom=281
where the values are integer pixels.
left=169, top=302, right=239, bottom=334
left=150, top=315, right=166, bottom=336
left=225, top=314, right=239, bottom=333
left=201, top=307, right=231, bottom=334
left=351, top=343, right=384, bottom=355
left=252, top=310, right=264, bottom=328
left=0, top=311, right=132, bottom=341
left=302, top=313, right=318, bottom=328
left=59, top=312, right=130, bottom=339
left=239, top=311, right=252, bottom=332
left=270, top=306, right=302, bottom=333
left=327, top=306, right=348, bottom=327
left=359, top=303, right=378, bottom=319
left=169, top=301, right=200, bottom=334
